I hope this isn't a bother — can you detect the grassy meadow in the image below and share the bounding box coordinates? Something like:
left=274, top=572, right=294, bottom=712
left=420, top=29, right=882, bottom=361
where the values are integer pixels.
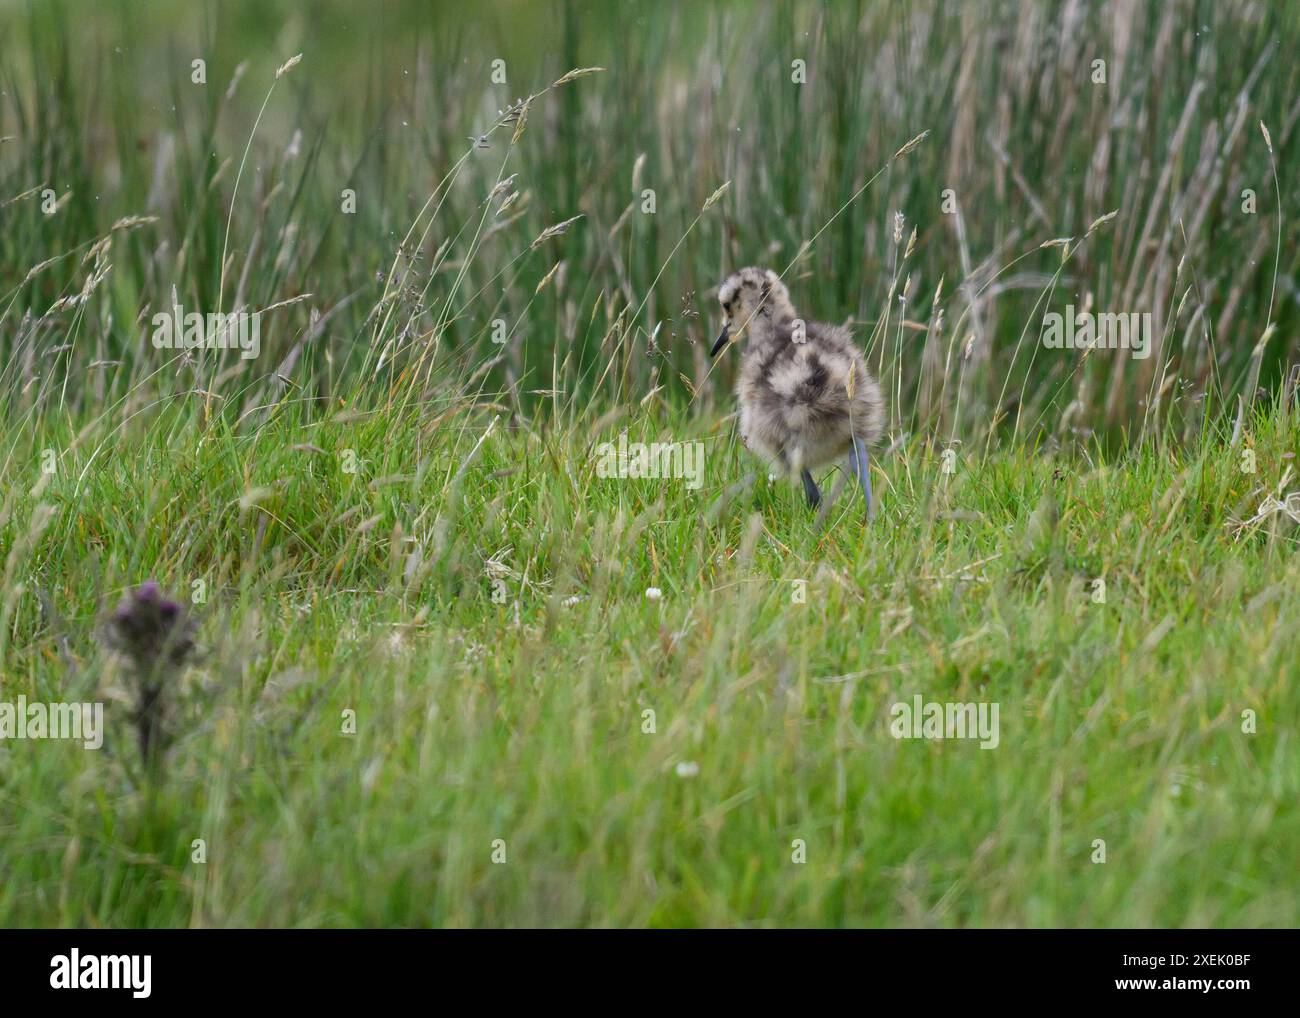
left=1, top=0, right=1298, bottom=927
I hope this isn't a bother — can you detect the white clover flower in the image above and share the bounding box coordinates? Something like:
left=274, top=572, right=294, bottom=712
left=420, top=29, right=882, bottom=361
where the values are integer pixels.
left=675, top=761, right=700, bottom=779
left=645, top=587, right=663, bottom=601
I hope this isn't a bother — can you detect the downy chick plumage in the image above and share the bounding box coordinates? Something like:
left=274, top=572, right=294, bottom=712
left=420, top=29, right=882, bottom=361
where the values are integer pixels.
left=710, top=266, right=884, bottom=514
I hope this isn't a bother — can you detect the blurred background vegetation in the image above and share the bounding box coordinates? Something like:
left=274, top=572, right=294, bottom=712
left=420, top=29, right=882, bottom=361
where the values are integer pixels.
left=1, top=0, right=1297, bottom=448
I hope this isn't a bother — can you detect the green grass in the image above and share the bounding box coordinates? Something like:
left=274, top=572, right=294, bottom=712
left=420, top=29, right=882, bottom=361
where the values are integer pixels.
left=2, top=395, right=1297, bottom=926
left=1, top=0, right=1299, bottom=927
left=3, top=0, right=1297, bottom=441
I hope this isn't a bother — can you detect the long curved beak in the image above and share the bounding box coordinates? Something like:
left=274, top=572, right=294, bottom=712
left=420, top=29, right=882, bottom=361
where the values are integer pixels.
left=710, top=325, right=730, bottom=358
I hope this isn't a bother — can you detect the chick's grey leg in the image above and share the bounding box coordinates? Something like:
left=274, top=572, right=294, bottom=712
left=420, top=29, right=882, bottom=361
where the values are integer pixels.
left=848, top=436, right=875, bottom=521
left=800, top=469, right=821, bottom=509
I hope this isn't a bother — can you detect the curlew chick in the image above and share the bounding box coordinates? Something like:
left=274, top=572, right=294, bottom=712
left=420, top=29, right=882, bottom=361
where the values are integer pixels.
left=710, top=266, right=884, bottom=516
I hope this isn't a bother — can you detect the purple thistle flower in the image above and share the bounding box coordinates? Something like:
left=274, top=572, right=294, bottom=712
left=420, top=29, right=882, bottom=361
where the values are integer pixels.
left=101, top=581, right=198, bottom=770
left=104, top=581, right=197, bottom=675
